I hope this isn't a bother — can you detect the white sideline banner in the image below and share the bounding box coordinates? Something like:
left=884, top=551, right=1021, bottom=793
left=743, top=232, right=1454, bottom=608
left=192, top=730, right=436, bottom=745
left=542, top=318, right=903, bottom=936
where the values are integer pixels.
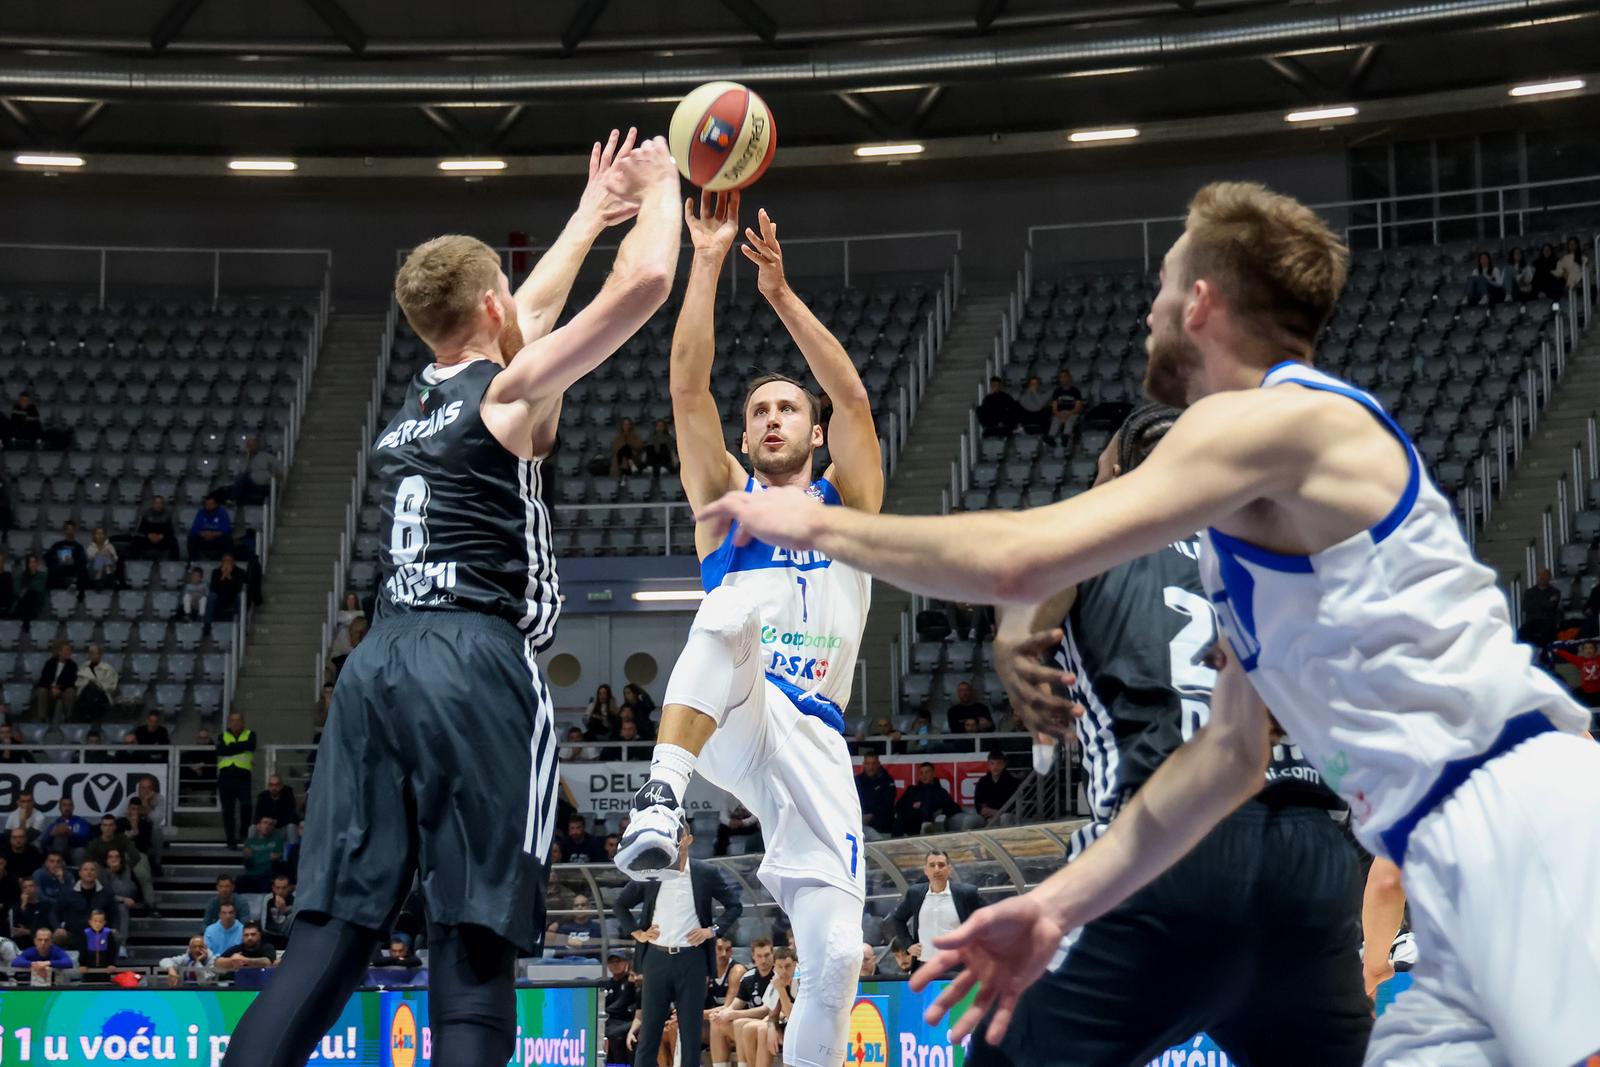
left=0, top=763, right=169, bottom=821
left=560, top=762, right=729, bottom=818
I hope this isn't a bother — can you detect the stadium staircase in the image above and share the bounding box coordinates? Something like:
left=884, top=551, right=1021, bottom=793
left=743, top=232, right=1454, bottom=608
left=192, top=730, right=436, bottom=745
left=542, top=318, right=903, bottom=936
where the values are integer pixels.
left=1476, top=323, right=1600, bottom=584
left=858, top=282, right=1015, bottom=715
left=231, top=303, right=388, bottom=743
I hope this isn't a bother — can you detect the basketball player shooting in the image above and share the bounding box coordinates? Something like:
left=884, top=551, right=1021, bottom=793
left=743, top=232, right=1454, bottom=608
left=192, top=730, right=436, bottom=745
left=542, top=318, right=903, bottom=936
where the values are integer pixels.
left=615, top=191, right=883, bottom=1067
left=223, top=132, right=682, bottom=1067
left=699, top=182, right=1600, bottom=1065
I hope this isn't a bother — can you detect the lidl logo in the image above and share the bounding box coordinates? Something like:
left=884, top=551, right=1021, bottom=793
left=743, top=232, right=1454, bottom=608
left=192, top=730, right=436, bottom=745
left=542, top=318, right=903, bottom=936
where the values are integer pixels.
left=845, top=1000, right=888, bottom=1067
left=699, top=115, right=736, bottom=152
left=390, top=1003, right=418, bottom=1067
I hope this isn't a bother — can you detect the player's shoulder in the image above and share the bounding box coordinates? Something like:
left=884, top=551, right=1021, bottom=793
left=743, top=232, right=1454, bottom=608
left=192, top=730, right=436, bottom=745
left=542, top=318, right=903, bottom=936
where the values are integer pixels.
left=1170, top=380, right=1360, bottom=460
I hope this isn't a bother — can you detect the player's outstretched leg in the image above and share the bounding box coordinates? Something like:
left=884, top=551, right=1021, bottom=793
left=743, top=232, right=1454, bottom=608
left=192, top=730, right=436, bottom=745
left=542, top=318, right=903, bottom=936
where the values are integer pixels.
left=783, top=884, right=865, bottom=1067
left=426, top=922, right=519, bottom=1066
left=617, top=586, right=760, bottom=879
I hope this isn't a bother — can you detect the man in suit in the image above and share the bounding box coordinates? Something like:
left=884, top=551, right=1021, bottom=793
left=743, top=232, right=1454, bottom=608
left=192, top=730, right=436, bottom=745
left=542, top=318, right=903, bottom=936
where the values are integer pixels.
left=612, top=819, right=743, bottom=1067
left=889, top=850, right=985, bottom=972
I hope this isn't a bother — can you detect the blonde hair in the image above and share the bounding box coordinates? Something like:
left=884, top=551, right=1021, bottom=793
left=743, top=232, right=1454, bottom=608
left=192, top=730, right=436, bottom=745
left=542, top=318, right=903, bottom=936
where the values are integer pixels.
left=1182, top=182, right=1349, bottom=349
left=394, top=235, right=502, bottom=343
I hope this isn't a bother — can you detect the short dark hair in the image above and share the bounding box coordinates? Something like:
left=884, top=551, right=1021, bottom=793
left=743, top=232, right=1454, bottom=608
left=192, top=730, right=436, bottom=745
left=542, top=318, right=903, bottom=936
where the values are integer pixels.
left=987, top=749, right=1007, bottom=762
left=919, top=762, right=934, bottom=771
left=242, top=921, right=262, bottom=933
left=744, top=372, right=820, bottom=425
left=773, top=947, right=796, bottom=962
left=925, top=849, right=950, bottom=863
left=1116, top=403, right=1182, bottom=473
left=859, top=745, right=878, bottom=758
left=216, top=874, right=234, bottom=886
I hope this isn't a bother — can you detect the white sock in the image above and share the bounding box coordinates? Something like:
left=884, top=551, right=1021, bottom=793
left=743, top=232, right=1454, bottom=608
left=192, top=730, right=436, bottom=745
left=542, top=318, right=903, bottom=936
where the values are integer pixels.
left=649, top=743, right=697, bottom=802
left=716, top=1061, right=730, bottom=1067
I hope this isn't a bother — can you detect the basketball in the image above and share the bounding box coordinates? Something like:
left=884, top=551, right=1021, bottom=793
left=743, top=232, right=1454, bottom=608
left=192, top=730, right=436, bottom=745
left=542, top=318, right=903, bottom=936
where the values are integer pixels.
left=668, top=80, right=777, bottom=192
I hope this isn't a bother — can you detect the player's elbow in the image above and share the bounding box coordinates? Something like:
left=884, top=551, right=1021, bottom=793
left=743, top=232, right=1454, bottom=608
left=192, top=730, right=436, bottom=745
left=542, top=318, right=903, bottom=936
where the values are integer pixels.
left=623, top=263, right=674, bottom=308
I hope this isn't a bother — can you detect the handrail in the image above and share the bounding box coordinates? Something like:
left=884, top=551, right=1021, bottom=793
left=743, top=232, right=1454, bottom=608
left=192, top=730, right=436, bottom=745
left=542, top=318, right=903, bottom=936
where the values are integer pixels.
left=0, top=242, right=332, bottom=312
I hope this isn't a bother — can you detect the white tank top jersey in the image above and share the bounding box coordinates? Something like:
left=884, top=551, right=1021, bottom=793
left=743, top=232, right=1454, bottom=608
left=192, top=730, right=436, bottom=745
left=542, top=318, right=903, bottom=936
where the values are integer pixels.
left=1199, top=361, right=1588, bottom=863
left=700, top=476, right=871, bottom=735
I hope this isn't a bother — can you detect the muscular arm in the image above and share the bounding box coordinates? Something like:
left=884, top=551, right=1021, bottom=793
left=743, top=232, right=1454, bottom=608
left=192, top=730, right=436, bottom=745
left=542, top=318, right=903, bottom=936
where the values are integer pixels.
left=487, top=144, right=679, bottom=415
left=745, top=210, right=882, bottom=512
left=1361, top=858, right=1405, bottom=995
left=672, top=250, right=743, bottom=509
left=1030, top=648, right=1271, bottom=933
left=698, top=390, right=1310, bottom=604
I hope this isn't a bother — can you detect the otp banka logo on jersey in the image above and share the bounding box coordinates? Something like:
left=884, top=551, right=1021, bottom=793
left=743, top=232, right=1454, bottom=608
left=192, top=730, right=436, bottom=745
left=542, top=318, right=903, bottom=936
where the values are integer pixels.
left=761, top=625, right=841, bottom=682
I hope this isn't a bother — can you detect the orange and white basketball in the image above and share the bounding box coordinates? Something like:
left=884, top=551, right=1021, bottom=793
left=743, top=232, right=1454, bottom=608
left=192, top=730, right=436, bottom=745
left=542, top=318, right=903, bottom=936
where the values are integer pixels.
left=668, top=81, right=777, bottom=192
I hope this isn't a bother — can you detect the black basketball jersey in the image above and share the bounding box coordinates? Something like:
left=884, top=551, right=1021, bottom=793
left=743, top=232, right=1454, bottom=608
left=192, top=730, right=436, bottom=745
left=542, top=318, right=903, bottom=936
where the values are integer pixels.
left=1055, top=539, right=1337, bottom=860
left=737, top=967, right=774, bottom=1007
left=370, top=359, right=560, bottom=648
left=707, top=959, right=737, bottom=1008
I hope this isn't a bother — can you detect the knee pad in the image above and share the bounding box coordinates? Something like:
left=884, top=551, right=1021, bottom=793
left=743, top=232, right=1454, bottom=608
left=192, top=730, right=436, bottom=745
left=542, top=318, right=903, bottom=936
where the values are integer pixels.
left=807, top=918, right=865, bottom=1014
left=664, top=585, right=761, bottom=725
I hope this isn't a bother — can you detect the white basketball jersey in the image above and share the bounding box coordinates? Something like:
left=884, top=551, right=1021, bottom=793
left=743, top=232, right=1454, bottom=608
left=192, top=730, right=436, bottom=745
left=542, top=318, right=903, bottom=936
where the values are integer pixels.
left=1199, top=361, right=1588, bottom=861
left=700, top=476, right=871, bottom=733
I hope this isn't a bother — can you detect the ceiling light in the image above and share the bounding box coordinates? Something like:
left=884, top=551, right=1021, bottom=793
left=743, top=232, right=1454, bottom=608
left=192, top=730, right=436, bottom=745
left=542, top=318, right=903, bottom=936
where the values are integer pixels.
left=228, top=159, right=297, bottom=172
left=1285, top=105, right=1359, bottom=123
left=14, top=153, right=84, bottom=168
left=1060, top=66, right=1146, bottom=79
left=853, top=143, right=925, bottom=158
left=438, top=159, right=507, bottom=171
left=630, top=590, right=707, bottom=603
left=1509, top=78, right=1585, bottom=97
left=1068, top=128, right=1139, bottom=143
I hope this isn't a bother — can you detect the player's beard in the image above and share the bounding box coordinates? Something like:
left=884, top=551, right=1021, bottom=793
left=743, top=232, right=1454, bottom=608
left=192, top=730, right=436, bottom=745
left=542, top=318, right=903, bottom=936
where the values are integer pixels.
left=496, top=312, right=525, bottom=364
left=751, top=434, right=812, bottom=482
left=1143, top=314, right=1202, bottom=408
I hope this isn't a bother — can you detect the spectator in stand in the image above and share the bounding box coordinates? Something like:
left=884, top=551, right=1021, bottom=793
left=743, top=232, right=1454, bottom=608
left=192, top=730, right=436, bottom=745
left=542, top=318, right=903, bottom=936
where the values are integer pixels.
left=327, top=617, right=367, bottom=681
left=130, top=495, right=180, bottom=562
left=860, top=942, right=878, bottom=978
left=253, top=775, right=299, bottom=844
left=888, top=850, right=986, bottom=974
left=973, top=750, right=1020, bottom=822
left=176, top=565, right=208, bottom=622
left=258, top=875, right=296, bottom=949
left=8, top=392, right=42, bottom=449
left=945, top=681, right=995, bottom=734
left=216, top=711, right=256, bottom=850
left=232, top=436, right=276, bottom=507
left=0, top=551, right=14, bottom=618
left=83, top=526, right=119, bottom=590
left=188, top=495, right=233, bottom=562
left=604, top=834, right=621, bottom=860
left=615, top=716, right=643, bottom=758
left=624, top=683, right=658, bottom=727
left=74, top=644, right=118, bottom=722
left=215, top=920, right=278, bottom=975
left=239, top=817, right=285, bottom=893
left=560, top=726, right=600, bottom=762
left=713, top=797, right=761, bottom=856
left=134, top=711, right=171, bottom=747
left=119, top=730, right=161, bottom=765
left=1047, top=369, right=1085, bottom=444
left=855, top=747, right=898, bottom=841
left=1466, top=251, right=1505, bottom=305
left=44, top=520, right=86, bottom=591
left=42, top=797, right=91, bottom=861
left=52, top=860, right=115, bottom=949
left=1553, top=639, right=1600, bottom=709
left=7, top=792, right=49, bottom=842
left=11, top=927, right=74, bottom=985
left=0, top=723, right=32, bottom=764
left=1532, top=242, right=1565, bottom=301
left=609, top=417, right=645, bottom=480
left=133, top=776, right=168, bottom=861
left=78, top=909, right=119, bottom=971
left=14, top=553, right=46, bottom=623
left=584, top=683, right=621, bottom=740
left=5, top=829, right=44, bottom=881
left=893, top=763, right=963, bottom=837
left=1556, top=235, right=1588, bottom=293
left=102, top=848, right=140, bottom=944
left=332, top=591, right=362, bottom=646
left=9, top=879, right=49, bottom=941
left=203, top=875, right=252, bottom=925
left=31, top=642, right=78, bottom=724
left=977, top=377, right=1025, bottom=438
left=370, top=934, right=422, bottom=969
left=204, top=902, right=244, bottom=957
left=1017, top=376, right=1053, bottom=436
left=118, top=798, right=160, bottom=876
left=548, top=892, right=603, bottom=952
left=209, top=553, right=245, bottom=623
left=1520, top=566, right=1563, bottom=648
left=1506, top=246, right=1536, bottom=302
left=560, top=815, right=607, bottom=864
left=161, top=936, right=217, bottom=987
left=903, top=713, right=934, bottom=754
left=85, top=815, right=157, bottom=907
left=643, top=418, right=678, bottom=475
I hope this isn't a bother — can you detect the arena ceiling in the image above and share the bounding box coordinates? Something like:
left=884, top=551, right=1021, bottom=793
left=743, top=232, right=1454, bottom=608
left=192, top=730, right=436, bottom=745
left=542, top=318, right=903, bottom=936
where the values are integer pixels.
left=0, top=0, right=1596, bottom=174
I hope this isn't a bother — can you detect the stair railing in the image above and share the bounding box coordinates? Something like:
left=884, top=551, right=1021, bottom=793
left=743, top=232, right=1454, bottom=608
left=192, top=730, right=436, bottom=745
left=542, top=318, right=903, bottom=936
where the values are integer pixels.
left=1524, top=542, right=1539, bottom=591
